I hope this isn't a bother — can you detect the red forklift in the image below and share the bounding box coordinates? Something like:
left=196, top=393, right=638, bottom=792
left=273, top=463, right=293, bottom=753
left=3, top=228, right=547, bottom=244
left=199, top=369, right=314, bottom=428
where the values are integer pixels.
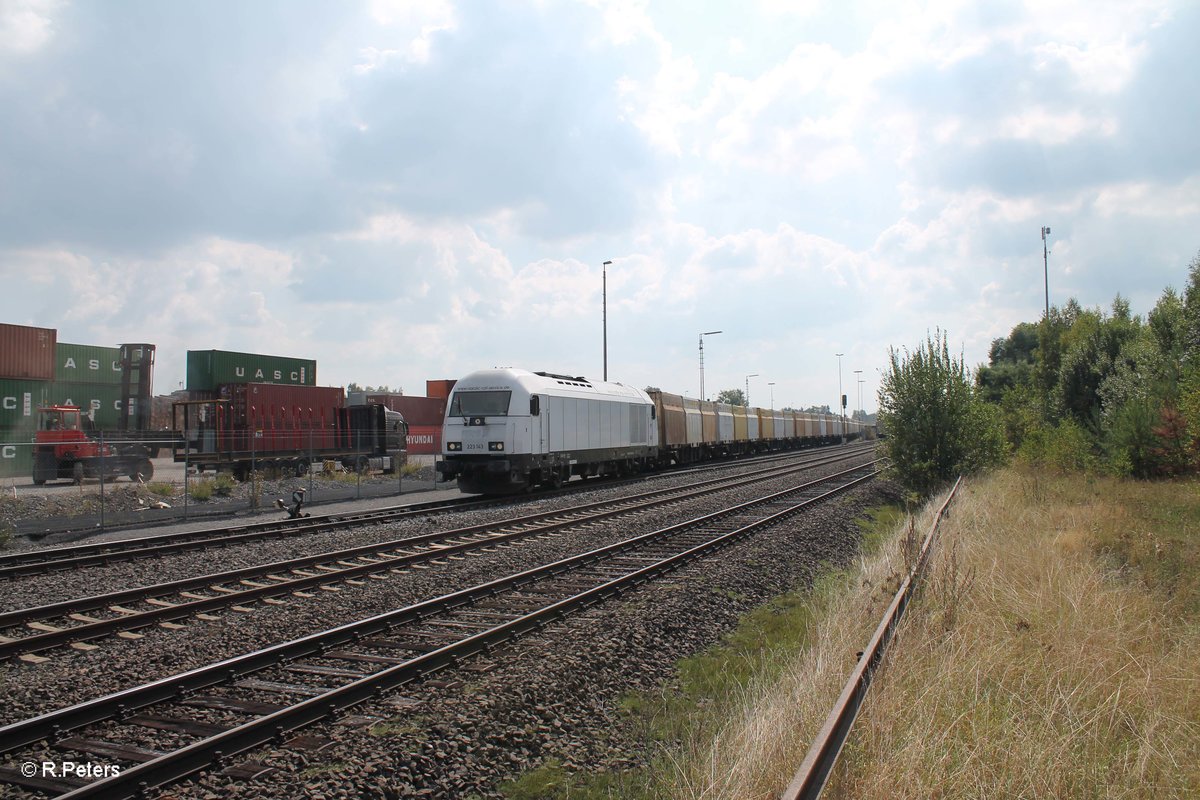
left=31, top=405, right=155, bottom=485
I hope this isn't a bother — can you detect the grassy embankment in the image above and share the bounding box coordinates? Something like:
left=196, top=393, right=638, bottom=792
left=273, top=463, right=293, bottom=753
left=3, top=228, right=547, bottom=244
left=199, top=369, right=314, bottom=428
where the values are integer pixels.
left=502, top=469, right=1200, bottom=798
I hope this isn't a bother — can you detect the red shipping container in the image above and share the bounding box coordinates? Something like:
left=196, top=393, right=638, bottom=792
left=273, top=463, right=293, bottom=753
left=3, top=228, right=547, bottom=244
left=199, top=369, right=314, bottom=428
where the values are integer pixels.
left=224, top=383, right=346, bottom=455
left=425, top=379, right=456, bottom=401
left=405, top=424, right=442, bottom=455
left=0, top=323, right=56, bottom=381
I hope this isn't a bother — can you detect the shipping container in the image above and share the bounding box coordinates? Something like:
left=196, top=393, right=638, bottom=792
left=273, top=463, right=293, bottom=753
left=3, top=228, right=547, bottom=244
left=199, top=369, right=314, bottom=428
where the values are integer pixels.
left=0, top=379, right=47, bottom=429
left=55, top=343, right=123, bottom=384
left=45, top=381, right=128, bottom=429
left=0, top=323, right=56, bottom=381
left=186, top=350, right=316, bottom=391
left=425, top=379, right=457, bottom=400
left=0, top=423, right=34, bottom=480
left=405, top=424, right=442, bottom=455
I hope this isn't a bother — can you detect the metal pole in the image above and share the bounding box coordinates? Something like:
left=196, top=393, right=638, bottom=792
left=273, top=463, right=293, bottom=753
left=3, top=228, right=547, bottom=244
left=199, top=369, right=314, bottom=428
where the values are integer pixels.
left=836, top=353, right=844, bottom=444
left=853, top=369, right=863, bottom=420
left=699, top=330, right=721, bottom=401
left=356, top=428, right=362, bottom=500
left=745, top=373, right=758, bottom=407
left=603, top=260, right=612, bottom=381
left=769, top=381, right=775, bottom=410
left=308, top=428, right=313, bottom=498
left=98, top=430, right=105, bottom=531
left=184, top=445, right=189, bottom=520
left=1041, top=226, right=1051, bottom=320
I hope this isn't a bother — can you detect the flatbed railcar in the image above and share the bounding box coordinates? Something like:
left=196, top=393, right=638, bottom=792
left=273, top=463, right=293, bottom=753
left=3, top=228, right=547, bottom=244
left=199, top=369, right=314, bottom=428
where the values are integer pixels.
left=172, top=383, right=405, bottom=479
left=438, top=368, right=868, bottom=495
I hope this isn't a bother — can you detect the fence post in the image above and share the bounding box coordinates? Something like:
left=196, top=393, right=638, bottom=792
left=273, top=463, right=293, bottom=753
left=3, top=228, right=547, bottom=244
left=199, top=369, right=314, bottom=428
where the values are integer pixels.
left=98, top=431, right=105, bottom=531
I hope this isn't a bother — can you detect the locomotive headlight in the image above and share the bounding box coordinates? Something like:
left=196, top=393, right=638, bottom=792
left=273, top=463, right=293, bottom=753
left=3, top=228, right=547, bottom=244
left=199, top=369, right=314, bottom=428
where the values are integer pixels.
left=447, top=442, right=462, bottom=451
left=488, top=441, right=505, bottom=451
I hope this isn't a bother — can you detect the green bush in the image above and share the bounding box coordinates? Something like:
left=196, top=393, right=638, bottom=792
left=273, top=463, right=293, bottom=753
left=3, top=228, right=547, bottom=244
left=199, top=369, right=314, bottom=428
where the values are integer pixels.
left=1017, top=419, right=1098, bottom=473
left=190, top=479, right=214, bottom=501
left=213, top=474, right=235, bottom=497
left=878, top=329, right=1008, bottom=497
left=147, top=481, right=175, bottom=497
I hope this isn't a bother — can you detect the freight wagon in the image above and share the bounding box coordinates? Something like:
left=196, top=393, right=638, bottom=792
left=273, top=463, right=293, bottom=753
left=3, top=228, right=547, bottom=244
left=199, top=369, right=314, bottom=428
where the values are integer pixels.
left=173, top=383, right=406, bottom=479
left=439, top=368, right=867, bottom=495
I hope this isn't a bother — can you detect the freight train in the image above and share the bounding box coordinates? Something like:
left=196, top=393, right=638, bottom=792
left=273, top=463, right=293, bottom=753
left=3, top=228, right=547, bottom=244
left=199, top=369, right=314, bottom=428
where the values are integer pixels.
left=173, top=383, right=407, bottom=480
left=437, top=368, right=867, bottom=495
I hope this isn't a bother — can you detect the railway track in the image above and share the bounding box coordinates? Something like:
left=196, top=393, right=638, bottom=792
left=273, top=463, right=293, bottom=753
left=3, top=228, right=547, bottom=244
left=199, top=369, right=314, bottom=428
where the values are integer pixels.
left=0, top=442, right=875, bottom=580
left=0, top=449, right=878, bottom=661
left=0, top=462, right=879, bottom=798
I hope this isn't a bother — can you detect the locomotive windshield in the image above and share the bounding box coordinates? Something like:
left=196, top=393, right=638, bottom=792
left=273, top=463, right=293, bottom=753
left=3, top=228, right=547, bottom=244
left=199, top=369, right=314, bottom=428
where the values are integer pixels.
left=449, top=390, right=512, bottom=417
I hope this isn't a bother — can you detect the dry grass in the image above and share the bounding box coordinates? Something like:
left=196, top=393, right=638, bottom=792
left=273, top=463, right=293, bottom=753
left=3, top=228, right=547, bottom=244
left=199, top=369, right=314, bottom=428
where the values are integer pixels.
left=668, top=470, right=1200, bottom=799
left=662, top=503, right=944, bottom=799
left=834, top=470, right=1200, bottom=798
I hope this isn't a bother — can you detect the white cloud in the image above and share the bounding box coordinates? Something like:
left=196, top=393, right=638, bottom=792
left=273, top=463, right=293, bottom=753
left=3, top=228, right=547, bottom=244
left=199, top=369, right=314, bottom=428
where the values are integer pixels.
left=0, top=0, right=58, bottom=57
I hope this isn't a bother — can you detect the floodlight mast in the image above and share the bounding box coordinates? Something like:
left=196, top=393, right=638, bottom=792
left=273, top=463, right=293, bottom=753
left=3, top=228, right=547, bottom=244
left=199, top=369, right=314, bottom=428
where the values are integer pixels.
left=699, top=330, right=722, bottom=401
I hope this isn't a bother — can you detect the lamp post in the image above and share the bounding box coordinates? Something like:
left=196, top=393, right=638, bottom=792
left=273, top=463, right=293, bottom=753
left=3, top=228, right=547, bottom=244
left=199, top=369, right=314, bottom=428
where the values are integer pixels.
left=835, top=353, right=844, bottom=444
left=856, top=374, right=865, bottom=419
left=1041, top=227, right=1051, bottom=321
left=699, top=330, right=722, bottom=400
left=768, top=381, right=775, bottom=410
left=853, top=369, right=862, bottom=419
left=745, top=373, right=758, bottom=407
left=603, top=260, right=612, bottom=380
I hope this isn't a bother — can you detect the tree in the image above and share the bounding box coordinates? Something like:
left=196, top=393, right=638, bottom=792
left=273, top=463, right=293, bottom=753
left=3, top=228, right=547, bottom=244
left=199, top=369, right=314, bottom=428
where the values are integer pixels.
left=879, top=329, right=1006, bottom=496
left=716, top=388, right=746, bottom=406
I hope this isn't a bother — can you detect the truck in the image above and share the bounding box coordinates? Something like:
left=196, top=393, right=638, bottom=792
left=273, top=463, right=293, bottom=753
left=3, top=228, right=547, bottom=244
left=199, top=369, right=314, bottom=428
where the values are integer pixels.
left=32, top=405, right=155, bottom=485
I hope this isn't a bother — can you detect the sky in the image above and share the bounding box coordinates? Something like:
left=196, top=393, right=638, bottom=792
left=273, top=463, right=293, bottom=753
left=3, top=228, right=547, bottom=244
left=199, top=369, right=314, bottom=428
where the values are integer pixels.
left=2, top=0, right=1198, bottom=415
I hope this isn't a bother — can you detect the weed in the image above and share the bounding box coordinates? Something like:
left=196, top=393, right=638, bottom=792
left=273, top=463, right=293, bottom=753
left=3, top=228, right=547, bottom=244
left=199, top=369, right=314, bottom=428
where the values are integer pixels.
left=189, top=479, right=213, bottom=501
left=146, top=481, right=175, bottom=497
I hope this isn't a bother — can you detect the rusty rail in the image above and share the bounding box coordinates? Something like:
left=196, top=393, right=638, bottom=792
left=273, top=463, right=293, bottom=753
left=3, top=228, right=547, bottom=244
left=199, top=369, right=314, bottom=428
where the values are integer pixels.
left=781, top=475, right=963, bottom=800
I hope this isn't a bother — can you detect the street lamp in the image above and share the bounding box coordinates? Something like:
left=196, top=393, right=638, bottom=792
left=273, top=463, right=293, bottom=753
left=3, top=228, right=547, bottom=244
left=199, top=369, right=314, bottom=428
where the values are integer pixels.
left=857, top=375, right=865, bottom=419
left=1041, top=226, right=1051, bottom=321
left=835, top=353, right=844, bottom=444
left=768, top=381, right=775, bottom=410
left=603, top=260, right=612, bottom=380
left=699, top=330, right=722, bottom=400
left=853, top=369, right=862, bottom=419
left=745, top=373, right=758, bottom=407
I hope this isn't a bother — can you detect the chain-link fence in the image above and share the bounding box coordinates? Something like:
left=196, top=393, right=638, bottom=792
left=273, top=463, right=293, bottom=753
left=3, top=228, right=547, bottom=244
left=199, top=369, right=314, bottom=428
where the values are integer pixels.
left=1, top=432, right=451, bottom=540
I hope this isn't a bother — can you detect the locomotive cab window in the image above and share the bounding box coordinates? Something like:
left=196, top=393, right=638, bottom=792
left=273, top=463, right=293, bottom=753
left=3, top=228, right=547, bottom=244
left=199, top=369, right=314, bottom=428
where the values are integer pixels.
left=449, top=390, right=512, bottom=417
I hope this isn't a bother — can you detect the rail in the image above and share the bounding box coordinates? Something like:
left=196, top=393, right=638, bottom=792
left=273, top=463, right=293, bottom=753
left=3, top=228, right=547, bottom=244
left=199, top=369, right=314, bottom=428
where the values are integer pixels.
left=780, top=476, right=963, bottom=800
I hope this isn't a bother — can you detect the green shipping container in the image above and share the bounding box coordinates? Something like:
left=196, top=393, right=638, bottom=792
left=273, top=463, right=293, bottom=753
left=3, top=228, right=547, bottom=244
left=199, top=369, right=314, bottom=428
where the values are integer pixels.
left=46, top=381, right=128, bottom=430
left=0, top=421, right=35, bottom=480
left=186, top=350, right=317, bottom=391
left=55, top=343, right=124, bottom=384
left=0, top=379, right=47, bottom=429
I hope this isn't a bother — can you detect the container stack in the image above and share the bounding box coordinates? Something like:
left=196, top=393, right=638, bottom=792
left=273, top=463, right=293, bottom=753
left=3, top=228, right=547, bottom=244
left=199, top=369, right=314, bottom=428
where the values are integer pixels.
left=48, top=343, right=126, bottom=429
left=0, top=323, right=56, bottom=479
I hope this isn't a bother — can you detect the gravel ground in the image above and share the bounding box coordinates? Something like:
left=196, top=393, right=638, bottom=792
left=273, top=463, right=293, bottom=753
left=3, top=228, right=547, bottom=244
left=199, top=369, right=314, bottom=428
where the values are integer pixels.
left=0, top=450, right=888, bottom=799
left=162, top=479, right=903, bottom=799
